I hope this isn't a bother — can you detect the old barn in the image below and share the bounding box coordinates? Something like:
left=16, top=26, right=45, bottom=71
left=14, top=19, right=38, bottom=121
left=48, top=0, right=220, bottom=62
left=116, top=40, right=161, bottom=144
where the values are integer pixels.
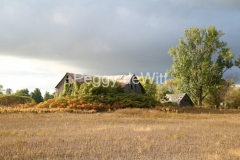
left=55, top=72, right=145, bottom=97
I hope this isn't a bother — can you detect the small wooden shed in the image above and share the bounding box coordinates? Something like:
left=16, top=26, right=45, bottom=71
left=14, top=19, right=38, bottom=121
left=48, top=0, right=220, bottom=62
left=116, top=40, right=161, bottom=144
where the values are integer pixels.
left=161, top=93, right=193, bottom=107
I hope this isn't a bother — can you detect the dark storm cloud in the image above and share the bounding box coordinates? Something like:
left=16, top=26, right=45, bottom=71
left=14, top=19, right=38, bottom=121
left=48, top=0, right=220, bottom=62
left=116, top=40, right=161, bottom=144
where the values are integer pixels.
left=0, top=0, right=240, bottom=75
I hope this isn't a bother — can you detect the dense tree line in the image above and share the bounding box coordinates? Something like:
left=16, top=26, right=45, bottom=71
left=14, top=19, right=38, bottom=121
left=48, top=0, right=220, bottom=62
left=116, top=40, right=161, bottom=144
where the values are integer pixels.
left=0, top=85, right=54, bottom=104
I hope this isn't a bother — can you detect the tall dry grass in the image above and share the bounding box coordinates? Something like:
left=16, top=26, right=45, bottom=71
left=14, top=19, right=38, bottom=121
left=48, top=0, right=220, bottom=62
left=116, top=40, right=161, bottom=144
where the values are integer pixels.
left=0, top=110, right=240, bottom=159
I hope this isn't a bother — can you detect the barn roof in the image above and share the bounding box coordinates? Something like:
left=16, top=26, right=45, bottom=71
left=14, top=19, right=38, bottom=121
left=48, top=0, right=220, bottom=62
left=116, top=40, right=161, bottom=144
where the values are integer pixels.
left=103, top=75, right=135, bottom=88
left=164, top=93, right=188, bottom=103
left=55, top=72, right=140, bottom=88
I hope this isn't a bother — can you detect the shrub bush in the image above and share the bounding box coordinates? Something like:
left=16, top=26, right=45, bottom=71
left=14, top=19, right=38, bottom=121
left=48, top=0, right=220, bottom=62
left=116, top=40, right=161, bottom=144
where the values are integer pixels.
left=80, top=93, right=158, bottom=108
left=36, top=93, right=159, bottom=111
left=0, top=95, right=35, bottom=107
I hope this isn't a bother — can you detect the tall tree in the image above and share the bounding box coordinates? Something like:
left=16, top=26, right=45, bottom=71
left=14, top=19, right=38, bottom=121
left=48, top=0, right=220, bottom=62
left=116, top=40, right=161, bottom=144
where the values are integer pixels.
left=168, top=26, right=240, bottom=106
left=0, top=85, right=4, bottom=94
left=44, top=91, right=54, bottom=101
left=5, top=88, right=12, bottom=95
left=15, top=88, right=30, bottom=97
left=31, top=88, right=43, bottom=104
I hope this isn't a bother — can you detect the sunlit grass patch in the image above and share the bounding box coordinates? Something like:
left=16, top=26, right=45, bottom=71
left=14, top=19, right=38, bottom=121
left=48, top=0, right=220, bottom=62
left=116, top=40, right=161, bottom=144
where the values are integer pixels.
left=228, top=149, right=240, bottom=157
left=113, top=108, right=213, bottom=119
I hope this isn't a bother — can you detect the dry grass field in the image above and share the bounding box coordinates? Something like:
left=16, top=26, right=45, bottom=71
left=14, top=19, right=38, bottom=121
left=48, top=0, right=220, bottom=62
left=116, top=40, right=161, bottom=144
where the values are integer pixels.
left=0, top=109, right=240, bottom=160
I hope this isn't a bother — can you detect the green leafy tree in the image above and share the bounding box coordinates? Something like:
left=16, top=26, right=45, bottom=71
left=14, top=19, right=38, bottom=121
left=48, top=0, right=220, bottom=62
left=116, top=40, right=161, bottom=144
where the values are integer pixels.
left=31, top=88, right=43, bottom=104
left=44, top=91, right=54, bottom=101
left=156, top=84, right=169, bottom=101
left=168, top=26, right=240, bottom=106
left=203, top=78, right=234, bottom=107
left=52, top=92, right=56, bottom=98
left=138, top=76, right=157, bottom=99
left=164, top=78, right=181, bottom=94
left=156, top=78, right=183, bottom=101
left=5, top=88, right=13, bottom=95
left=225, top=86, right=240, bottom=108
left=15, top=88, right=30, bottom=97
left=0, top=85, right=4, bottom=94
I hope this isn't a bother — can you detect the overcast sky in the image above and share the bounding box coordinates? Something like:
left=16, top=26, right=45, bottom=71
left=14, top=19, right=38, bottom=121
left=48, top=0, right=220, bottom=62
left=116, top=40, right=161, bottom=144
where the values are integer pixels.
left=0, top=0, right=240, bottom=93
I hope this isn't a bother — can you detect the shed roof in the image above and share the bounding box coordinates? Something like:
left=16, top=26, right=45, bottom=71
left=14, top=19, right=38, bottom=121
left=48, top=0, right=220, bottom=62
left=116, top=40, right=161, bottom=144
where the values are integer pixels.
left=165, top=93, right=187, bottom=103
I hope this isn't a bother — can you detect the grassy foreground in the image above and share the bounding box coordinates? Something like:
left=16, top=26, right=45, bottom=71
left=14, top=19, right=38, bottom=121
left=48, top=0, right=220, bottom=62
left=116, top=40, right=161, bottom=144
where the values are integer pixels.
left=0, top=109, right=240, bottom=160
